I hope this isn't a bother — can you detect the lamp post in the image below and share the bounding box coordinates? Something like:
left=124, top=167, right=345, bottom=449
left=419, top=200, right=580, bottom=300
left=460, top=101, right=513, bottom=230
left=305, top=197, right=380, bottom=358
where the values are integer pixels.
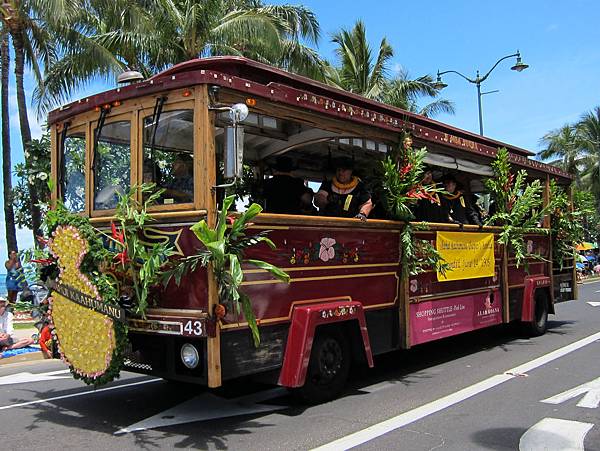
left=432, top=51, right=529, bottom=136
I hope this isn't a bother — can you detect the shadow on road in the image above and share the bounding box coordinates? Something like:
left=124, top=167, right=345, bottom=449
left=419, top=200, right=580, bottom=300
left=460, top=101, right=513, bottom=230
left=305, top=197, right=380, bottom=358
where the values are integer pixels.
left=11, top=312, right=580, bottom=445
left=471, top=427, right=527, bottom=450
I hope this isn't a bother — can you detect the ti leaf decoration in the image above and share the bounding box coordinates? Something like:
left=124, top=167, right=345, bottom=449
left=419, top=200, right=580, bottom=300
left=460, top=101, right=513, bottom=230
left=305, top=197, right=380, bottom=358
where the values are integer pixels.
left=164, top=195, right=289, bottom=346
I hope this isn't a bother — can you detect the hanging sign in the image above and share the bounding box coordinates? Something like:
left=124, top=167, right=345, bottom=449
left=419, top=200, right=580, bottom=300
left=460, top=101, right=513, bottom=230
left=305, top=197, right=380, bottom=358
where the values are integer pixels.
left=436, top=231, right=495, bottom=281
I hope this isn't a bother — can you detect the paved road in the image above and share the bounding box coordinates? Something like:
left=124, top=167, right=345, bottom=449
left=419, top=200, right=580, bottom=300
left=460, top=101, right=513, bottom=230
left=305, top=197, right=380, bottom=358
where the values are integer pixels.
left=1, top=282, right=599, bottom=450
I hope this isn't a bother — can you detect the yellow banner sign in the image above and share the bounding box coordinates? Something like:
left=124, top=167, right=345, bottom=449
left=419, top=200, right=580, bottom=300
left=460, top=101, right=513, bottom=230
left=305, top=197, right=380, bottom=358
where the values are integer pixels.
left=436, top=231, right=495, bottom=281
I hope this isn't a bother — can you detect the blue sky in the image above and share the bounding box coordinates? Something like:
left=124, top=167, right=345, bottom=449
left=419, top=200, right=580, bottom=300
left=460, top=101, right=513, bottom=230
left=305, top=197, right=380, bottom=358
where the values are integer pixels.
left=2, top=0, right=600, bottom=258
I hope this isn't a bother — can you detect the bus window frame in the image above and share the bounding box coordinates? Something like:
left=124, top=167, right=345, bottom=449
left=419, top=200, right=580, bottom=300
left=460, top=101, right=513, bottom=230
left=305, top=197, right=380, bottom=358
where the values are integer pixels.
left=213, top=89, right=401, bottom=220
left=58, top=123, right=88, bottom=215
left=137, top=98, right=196, bottom=213
left=90, top=111, right=136, bottom=217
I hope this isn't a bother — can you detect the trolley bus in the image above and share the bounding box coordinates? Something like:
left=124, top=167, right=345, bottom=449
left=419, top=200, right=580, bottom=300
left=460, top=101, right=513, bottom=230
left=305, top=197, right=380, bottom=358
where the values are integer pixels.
left=48, top=56, right=575, bottom=402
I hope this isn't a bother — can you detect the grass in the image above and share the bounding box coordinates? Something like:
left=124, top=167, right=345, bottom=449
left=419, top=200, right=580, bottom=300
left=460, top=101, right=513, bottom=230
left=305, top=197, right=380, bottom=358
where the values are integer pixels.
left=13, top=322, right=36, bottom=330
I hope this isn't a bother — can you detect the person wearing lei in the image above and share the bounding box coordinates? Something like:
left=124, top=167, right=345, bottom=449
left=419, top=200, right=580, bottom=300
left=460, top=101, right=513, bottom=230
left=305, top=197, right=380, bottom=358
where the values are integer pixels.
left=439, top=174, right=481, bottom=225
left=315, top=157, right=373, bottom=220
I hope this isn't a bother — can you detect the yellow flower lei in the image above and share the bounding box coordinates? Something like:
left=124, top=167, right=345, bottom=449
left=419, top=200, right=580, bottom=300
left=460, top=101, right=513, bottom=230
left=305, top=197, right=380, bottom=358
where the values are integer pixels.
left=332, top=175, right=360, bottom=190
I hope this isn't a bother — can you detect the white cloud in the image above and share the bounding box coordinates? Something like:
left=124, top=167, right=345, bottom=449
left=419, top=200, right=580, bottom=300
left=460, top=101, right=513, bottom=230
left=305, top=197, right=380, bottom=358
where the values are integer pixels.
left=392, top=63, right=404, bottom=74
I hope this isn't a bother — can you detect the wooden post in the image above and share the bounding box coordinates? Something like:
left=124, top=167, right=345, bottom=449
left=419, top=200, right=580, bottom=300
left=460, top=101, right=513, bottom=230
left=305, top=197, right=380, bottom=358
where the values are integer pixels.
left=50, top=125, right=58, bottom=207
left=85, top=120, right=93, bottom=217
left=502, top=244, right=510, bottom=323
left=543, top=174, right=551, bottom=228
left=569, top=185, right=579, bottom=301
left=131, top=110, right=140, bottom=204
left=196, top=86, right=222, bottom=387
left=397, top=223, right=411, bottom=349
left=544, top=174, right=554, bottom=302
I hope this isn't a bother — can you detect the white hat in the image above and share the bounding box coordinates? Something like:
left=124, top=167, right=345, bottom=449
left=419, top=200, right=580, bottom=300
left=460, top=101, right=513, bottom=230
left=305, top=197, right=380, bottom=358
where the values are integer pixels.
left=0, top=297, right=7, bottom=304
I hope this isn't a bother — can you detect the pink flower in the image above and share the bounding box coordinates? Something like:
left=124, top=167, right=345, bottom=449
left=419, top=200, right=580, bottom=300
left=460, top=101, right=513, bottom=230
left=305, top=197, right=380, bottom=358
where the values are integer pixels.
left=319, top=238, right=336, bottom=262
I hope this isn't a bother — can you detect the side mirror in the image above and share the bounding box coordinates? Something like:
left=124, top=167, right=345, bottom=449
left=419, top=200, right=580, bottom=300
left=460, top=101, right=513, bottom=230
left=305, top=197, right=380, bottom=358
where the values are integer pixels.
left=224, top=125, right=244, bottom=179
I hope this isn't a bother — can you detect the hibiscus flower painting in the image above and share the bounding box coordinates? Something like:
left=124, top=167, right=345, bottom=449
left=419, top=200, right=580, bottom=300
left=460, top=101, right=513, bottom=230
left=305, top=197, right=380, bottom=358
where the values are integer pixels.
left=288, top=238, right=361, bottom=265
left=319, top=238, right=336, bottom=262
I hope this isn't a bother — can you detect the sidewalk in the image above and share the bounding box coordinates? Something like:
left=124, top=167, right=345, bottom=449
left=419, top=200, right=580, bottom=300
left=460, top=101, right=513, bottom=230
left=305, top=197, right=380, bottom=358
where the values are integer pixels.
left=0, top=325, right=45, bottom=365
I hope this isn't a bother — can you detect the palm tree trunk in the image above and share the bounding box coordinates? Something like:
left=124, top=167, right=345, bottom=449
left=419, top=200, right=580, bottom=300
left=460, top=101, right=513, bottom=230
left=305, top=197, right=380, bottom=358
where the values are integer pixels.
left=12, top=29, right=42, bottom=239
left=1, top=34, right=18, bottom=253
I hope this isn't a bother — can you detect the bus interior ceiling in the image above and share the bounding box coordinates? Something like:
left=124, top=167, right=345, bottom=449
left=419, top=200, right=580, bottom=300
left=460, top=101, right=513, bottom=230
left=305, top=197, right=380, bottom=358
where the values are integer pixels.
left=215, top=110, right=392, bottom=183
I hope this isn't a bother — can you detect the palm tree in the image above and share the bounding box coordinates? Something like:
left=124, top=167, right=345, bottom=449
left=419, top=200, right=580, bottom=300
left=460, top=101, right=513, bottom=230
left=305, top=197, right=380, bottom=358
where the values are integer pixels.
left=538, top=124, right=583, bottom=183
left=382, top=70, right=454, bottom=117
left=36, top=0, right=325, bottom=113
left=1, top=29, right=18, bottom=252
left=328, top=20, right=393, bottom=99
left=327, top=21, right=453, bottom=118
left=578, top=107, right=600, bottom=207
left=34, top=0, right=158, bottom=113
left=1, top=0, right=64, bottom=239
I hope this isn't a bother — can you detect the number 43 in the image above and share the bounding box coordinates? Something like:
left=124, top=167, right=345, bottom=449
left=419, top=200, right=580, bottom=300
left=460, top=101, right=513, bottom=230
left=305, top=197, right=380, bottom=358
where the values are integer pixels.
left=184, top=320, right=203, bottom=336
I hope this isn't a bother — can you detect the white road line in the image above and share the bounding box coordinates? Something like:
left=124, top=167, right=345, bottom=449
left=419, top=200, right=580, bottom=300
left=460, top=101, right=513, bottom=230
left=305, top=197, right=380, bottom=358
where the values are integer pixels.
left=313, top=330, right=600, bottom=451
left=0, top=378, right=161, bottom=410
left=588, top=301, right=600, bottom=306
left=0, top=369, right=71, bottom=386
left=541, top=376, right=600, bottom=409
left=519, top=418, right=593, bottom=451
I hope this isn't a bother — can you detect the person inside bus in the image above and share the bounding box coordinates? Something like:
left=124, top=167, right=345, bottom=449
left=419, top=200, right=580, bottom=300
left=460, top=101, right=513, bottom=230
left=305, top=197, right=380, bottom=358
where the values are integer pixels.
left=440, top=173, right=481, bottom=225
left=263, top=156, right=308, bottom=214
left=299, top=186, right=318, bottom=215
left=163, top=153, right=193, bottom=203
left=143, top=161, right=162, bottom=185
left=315, top=157, right=373, bottom=221
left=470, top=193, right=486, bottom=224
left=413, top=165, right=446, bottom=223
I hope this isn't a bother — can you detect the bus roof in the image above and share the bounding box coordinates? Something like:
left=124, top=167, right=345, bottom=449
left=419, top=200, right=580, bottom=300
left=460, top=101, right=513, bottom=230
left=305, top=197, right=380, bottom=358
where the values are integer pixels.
left=48, top=56, right=571, bottom=182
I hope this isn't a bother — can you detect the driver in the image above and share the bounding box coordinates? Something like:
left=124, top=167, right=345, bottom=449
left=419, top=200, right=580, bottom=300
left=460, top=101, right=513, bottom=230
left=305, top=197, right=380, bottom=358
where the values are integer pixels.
left=164, top=153, right=193, bottom=203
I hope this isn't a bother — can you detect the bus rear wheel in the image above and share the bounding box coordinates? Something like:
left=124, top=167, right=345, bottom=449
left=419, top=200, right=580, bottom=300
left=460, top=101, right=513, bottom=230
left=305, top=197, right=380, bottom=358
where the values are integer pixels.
left=524, top=291, right=549, bottom=337
left=294, top=329, right=350, bottom=404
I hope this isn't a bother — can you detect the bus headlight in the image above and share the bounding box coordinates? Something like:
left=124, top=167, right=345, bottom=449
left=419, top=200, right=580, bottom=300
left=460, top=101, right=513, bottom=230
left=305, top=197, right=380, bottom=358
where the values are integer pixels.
left=180, top=343, right=199, bottom=369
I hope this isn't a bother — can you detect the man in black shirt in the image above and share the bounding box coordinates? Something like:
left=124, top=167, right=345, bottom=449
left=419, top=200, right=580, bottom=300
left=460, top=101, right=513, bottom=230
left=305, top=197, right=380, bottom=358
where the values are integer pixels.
left=440, top=174, right=481, bottom=225
left=263, top=157, right=307, bottom=214
left=315, top=157, right=373, bottom=220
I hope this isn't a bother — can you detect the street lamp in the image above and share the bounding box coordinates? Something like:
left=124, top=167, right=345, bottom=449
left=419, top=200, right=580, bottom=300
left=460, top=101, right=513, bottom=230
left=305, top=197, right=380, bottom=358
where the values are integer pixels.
left=432, top=51, right=529, bottom=136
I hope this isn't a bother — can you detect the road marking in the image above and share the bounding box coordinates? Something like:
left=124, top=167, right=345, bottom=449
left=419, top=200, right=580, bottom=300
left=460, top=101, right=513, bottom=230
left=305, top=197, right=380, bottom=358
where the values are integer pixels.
left=541, top=376, right=600, bottom=408
left=519, top=418, right=593, bottom=451
left=0, top=378, right=161, bottom=411
left=312, top=330, right=600, bottom=451
left=0, top=369, right=71, bottom=386
left=588, top=301, right=600, bottom=306
left=115, top=387, right=288, bottom=434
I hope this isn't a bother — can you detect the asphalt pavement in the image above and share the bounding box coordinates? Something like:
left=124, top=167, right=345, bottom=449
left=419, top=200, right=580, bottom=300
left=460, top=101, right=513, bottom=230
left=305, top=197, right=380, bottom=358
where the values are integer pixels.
left=0, top=281, right=599, bottom=450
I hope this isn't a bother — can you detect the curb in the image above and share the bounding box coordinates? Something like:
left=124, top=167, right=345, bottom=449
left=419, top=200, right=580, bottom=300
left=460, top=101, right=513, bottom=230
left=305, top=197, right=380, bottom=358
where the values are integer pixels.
left=0, top=350, right=46, bottom=366
left=580, top=278, right=600, bottom=285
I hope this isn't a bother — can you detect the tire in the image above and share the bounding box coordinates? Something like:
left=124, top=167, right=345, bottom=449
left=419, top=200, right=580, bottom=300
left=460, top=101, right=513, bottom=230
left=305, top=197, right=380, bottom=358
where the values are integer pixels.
left=293, top=329, right=350, bottom=404
left=524, top=291, right=549, bottom=337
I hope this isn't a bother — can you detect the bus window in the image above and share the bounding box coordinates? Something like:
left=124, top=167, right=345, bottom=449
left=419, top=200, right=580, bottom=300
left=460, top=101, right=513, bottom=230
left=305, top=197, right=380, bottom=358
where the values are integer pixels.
left=142, top=109, right=194, bottom=205
left=93, top=121, right=131, bottom=210
left=61, top=132, right=85, bottom=212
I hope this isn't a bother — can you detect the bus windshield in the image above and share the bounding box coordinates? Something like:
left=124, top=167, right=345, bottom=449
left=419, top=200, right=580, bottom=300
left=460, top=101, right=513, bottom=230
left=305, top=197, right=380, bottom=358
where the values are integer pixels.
left=142, top=109, right=194, bottom=205
left=93, top=120, right=131, bottom=211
